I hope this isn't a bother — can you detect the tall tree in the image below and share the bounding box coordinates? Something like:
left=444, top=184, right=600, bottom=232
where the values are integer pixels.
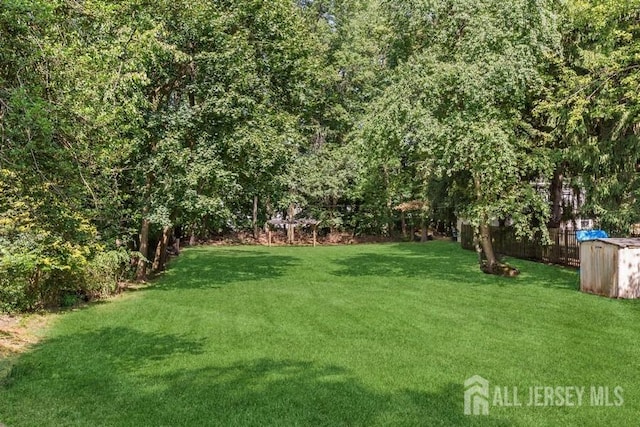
left=82, top=0, right=324, bottom=277
left=361, top=0, right=563, bottom=273
left=537, top=0, right=640, bottom=234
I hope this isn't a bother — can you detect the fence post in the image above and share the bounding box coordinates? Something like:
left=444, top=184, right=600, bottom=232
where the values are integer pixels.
left=564, top=229, right=569, bottom=265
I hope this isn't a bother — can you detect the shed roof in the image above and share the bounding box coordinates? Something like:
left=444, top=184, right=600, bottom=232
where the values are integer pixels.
left=590, top=238, right=640, bottom=248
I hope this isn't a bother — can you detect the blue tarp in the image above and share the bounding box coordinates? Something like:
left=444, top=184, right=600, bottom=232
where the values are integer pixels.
left=576, top=229, right=609, bottom=242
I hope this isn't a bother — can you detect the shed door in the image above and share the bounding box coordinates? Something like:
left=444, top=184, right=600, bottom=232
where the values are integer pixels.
left=593, top=244, right=617, bottom=297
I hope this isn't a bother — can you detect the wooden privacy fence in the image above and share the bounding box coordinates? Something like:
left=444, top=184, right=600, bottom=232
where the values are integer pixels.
left=460, top=224, right=580, bottom=267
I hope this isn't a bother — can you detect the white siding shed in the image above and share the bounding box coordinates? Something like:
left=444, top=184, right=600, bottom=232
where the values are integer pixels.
left=580, top=238, right=640, bottom=299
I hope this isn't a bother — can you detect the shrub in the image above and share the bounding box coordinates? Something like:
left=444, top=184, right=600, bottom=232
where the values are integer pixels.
left=84, top=249, right=134, bottom=297
left=0, top=254, right=37, bottom=313
left=0, top=170, right=134, bottom=312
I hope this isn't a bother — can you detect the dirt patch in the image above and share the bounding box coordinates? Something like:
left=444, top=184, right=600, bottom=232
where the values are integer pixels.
left=1, top=313, right=57, bottom=385
left=0, top=282, right=146, bottom=364
left=0, top=313, right=54, bottom=361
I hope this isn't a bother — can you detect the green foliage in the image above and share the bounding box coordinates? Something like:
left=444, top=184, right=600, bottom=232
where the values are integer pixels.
left=536, top=0, right=640, bottom=233
left=0, top=0, right=124, bottom=310
left=84, top=249, right=134, bottom=296
left=2, top=0, right=328, bottom=306
left=2, top=0, right=640, bottom=304
left=356, top=0, right=562, bottom=243
left=0, top=257, right=34, bottom=314
left=0, top=168, right=99, bottom=311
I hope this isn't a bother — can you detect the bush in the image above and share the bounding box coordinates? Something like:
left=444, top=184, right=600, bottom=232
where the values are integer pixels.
left=0, top=170, right=134, bottom=312
left=0, top=256, right=37, bottom=313
left=84, top=249, right=134, bottom=297
left=0, top=232, right=47, bottom=312
left=0, top=246, right=134, bottom=313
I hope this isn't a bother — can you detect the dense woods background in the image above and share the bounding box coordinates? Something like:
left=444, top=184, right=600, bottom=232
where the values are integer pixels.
left=1, top=0, right=639, bottom=310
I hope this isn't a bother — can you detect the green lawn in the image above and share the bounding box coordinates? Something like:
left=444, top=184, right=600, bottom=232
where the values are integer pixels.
left=1, top=242, right=639, bottom=426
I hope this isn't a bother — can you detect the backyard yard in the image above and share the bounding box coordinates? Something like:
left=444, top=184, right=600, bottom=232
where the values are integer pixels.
left=1, top=241, right=639, bottom=426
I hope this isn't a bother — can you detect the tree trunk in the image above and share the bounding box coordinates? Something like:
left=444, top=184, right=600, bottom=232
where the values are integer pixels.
left=478, top=223, right=498, bottom=268
left=189, top=226, right=197, bottom=246
left=420, top=216, right=427, bottom=242
left=473, top=174, right=498, bottom=270
left=136, top=168, right=154, bottom=281
left=160, top=226, right=172, bottom=269
left=265, top=196, right=273, bottom=218
left=401, top=212, right=407, bottom=238
left=253, top=195, right=259, bottom=239
left=382, top=165, right=393, bottom=236
left=330, top=196, right=337, bottom=234
left=152, top=226, right=172, bottom=273
left=548, top=165, right=564, bottom=228
left=136, top=215, right=150, bottom=281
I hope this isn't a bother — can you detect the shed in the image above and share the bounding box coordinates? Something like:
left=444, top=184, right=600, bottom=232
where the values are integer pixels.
left=580, top=238, right=640, bottom=299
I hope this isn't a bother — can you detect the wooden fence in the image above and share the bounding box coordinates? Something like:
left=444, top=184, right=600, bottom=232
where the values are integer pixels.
left=460, top=224, right=580, bottom=267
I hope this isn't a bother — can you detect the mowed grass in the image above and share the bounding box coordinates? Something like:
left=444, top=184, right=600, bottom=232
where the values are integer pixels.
left=1, top=241, right=639, bottom=426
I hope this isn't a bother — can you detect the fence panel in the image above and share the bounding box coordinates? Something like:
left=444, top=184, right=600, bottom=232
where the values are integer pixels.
left=459, top=225, right=580, bottom=267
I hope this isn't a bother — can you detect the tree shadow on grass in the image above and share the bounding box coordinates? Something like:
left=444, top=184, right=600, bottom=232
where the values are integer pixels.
left=153, top=248, right=301, bottom=290
left=331, top=252, right=456, bottom=279
left=331, top=242, right=579, bottom=291
left=514, top=262, right=580, bottom=292
left=130, top=361, right=512, bottom=427
left=2, top=327, right=206, bottom=385
left=330, top=242, right=488, bottom=283
left=0, top=326, right=512, bottom=426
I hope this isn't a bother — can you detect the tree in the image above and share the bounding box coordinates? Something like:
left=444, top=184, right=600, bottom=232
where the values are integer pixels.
left=77, top=0, right=325, bottom=278
left=289, top=0, right=393, bottom=235
left=537, top=0, right=640, bottom=234
left=0, top=0, right=135, bottom=309
left=360, top=0, right=563, bottom=273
